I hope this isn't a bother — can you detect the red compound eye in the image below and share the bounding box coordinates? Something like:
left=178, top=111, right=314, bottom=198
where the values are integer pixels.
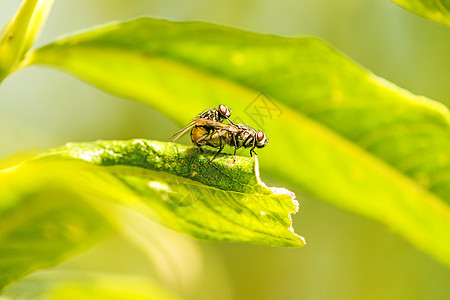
left=219, top=104, right=228, bottom=116
left=257, top=131, right=265, bottom=142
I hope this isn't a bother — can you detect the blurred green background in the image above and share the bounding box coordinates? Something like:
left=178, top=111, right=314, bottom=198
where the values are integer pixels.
left=1, top=0, right=449, bottom=299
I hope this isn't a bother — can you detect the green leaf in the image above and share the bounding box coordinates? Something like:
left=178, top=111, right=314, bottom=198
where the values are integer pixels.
left=40, top=140, right=302, bottom=247
left=22, top=0, right=54, bottom=54
left=392, top=0, right=450, bottom=26
left=24, top=18, right=450, bottom=265
left=2, top=271, right=182, bottom=300
left=0, top=140, right=302, bottom=289
left=0, top=0, right=54, bottom=82
left=0, top=162, right=110, bottom=291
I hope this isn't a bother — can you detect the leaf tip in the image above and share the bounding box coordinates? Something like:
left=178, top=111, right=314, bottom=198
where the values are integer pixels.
left=254, top=155, right=305, bottom=247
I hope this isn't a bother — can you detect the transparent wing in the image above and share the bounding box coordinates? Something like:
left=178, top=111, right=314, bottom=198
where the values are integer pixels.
left=192, top=117, right=231, bottom=128
left=170, top=121, right=195, bottom=141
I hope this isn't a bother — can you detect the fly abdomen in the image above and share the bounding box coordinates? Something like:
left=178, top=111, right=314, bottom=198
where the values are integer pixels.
left=191, top=125, right=210, bottom=145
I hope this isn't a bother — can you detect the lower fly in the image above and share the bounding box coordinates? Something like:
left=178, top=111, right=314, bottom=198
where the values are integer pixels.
left=190, top=118, right=268, bottom=162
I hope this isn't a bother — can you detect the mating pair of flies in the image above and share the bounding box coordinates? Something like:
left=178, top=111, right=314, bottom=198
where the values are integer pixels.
left=171, top=104, right=269, bottom=162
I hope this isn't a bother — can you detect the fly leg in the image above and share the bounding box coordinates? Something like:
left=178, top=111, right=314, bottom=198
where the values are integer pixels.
left=210, top=139, right=224, bottom=163
left=250, top=145, right=257, bottom=157
left=226, top=117, right=237, bottom=126
left=194, top=132, right=209, bottom=153
left=242, top=135, right=254, bottom=158
left=195, top=133, right=209, bottom=144
left=232, top=135, right=238, bottom=163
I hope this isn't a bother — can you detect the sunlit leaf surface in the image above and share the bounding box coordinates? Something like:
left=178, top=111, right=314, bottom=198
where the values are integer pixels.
left=25, top=18, right=450, bottom=265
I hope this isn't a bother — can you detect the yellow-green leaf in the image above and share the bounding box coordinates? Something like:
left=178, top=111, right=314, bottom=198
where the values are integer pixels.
left=392, top=0, right=450, bottom=26
left=0, top=0, right=54, bottom=82
left=0, top=162, right=110, bottom=290
left=2, top=272, right=182, bottom=300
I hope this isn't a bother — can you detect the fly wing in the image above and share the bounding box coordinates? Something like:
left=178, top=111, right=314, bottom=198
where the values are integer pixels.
left=193, top=117, right=231, bottom=129
left=193, top=118, right=241, bottom=137
left=171, top=118, right=239, bottom=141
left=170, top=121, right=195, bottom=141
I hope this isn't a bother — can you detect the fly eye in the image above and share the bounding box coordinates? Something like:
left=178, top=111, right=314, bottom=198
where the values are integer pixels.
left=256, top=131, right=265, bottom=142
left=219, top=104, right=230, bottom=117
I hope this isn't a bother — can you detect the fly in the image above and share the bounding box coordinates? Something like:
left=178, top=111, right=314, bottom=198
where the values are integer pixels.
left=190, top=118, right=268, bottom=162
left=170, top=104, right=233, bottom=141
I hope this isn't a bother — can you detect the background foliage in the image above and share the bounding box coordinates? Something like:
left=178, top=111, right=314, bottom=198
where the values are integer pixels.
left=1, top=0, right=449, bottom=299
